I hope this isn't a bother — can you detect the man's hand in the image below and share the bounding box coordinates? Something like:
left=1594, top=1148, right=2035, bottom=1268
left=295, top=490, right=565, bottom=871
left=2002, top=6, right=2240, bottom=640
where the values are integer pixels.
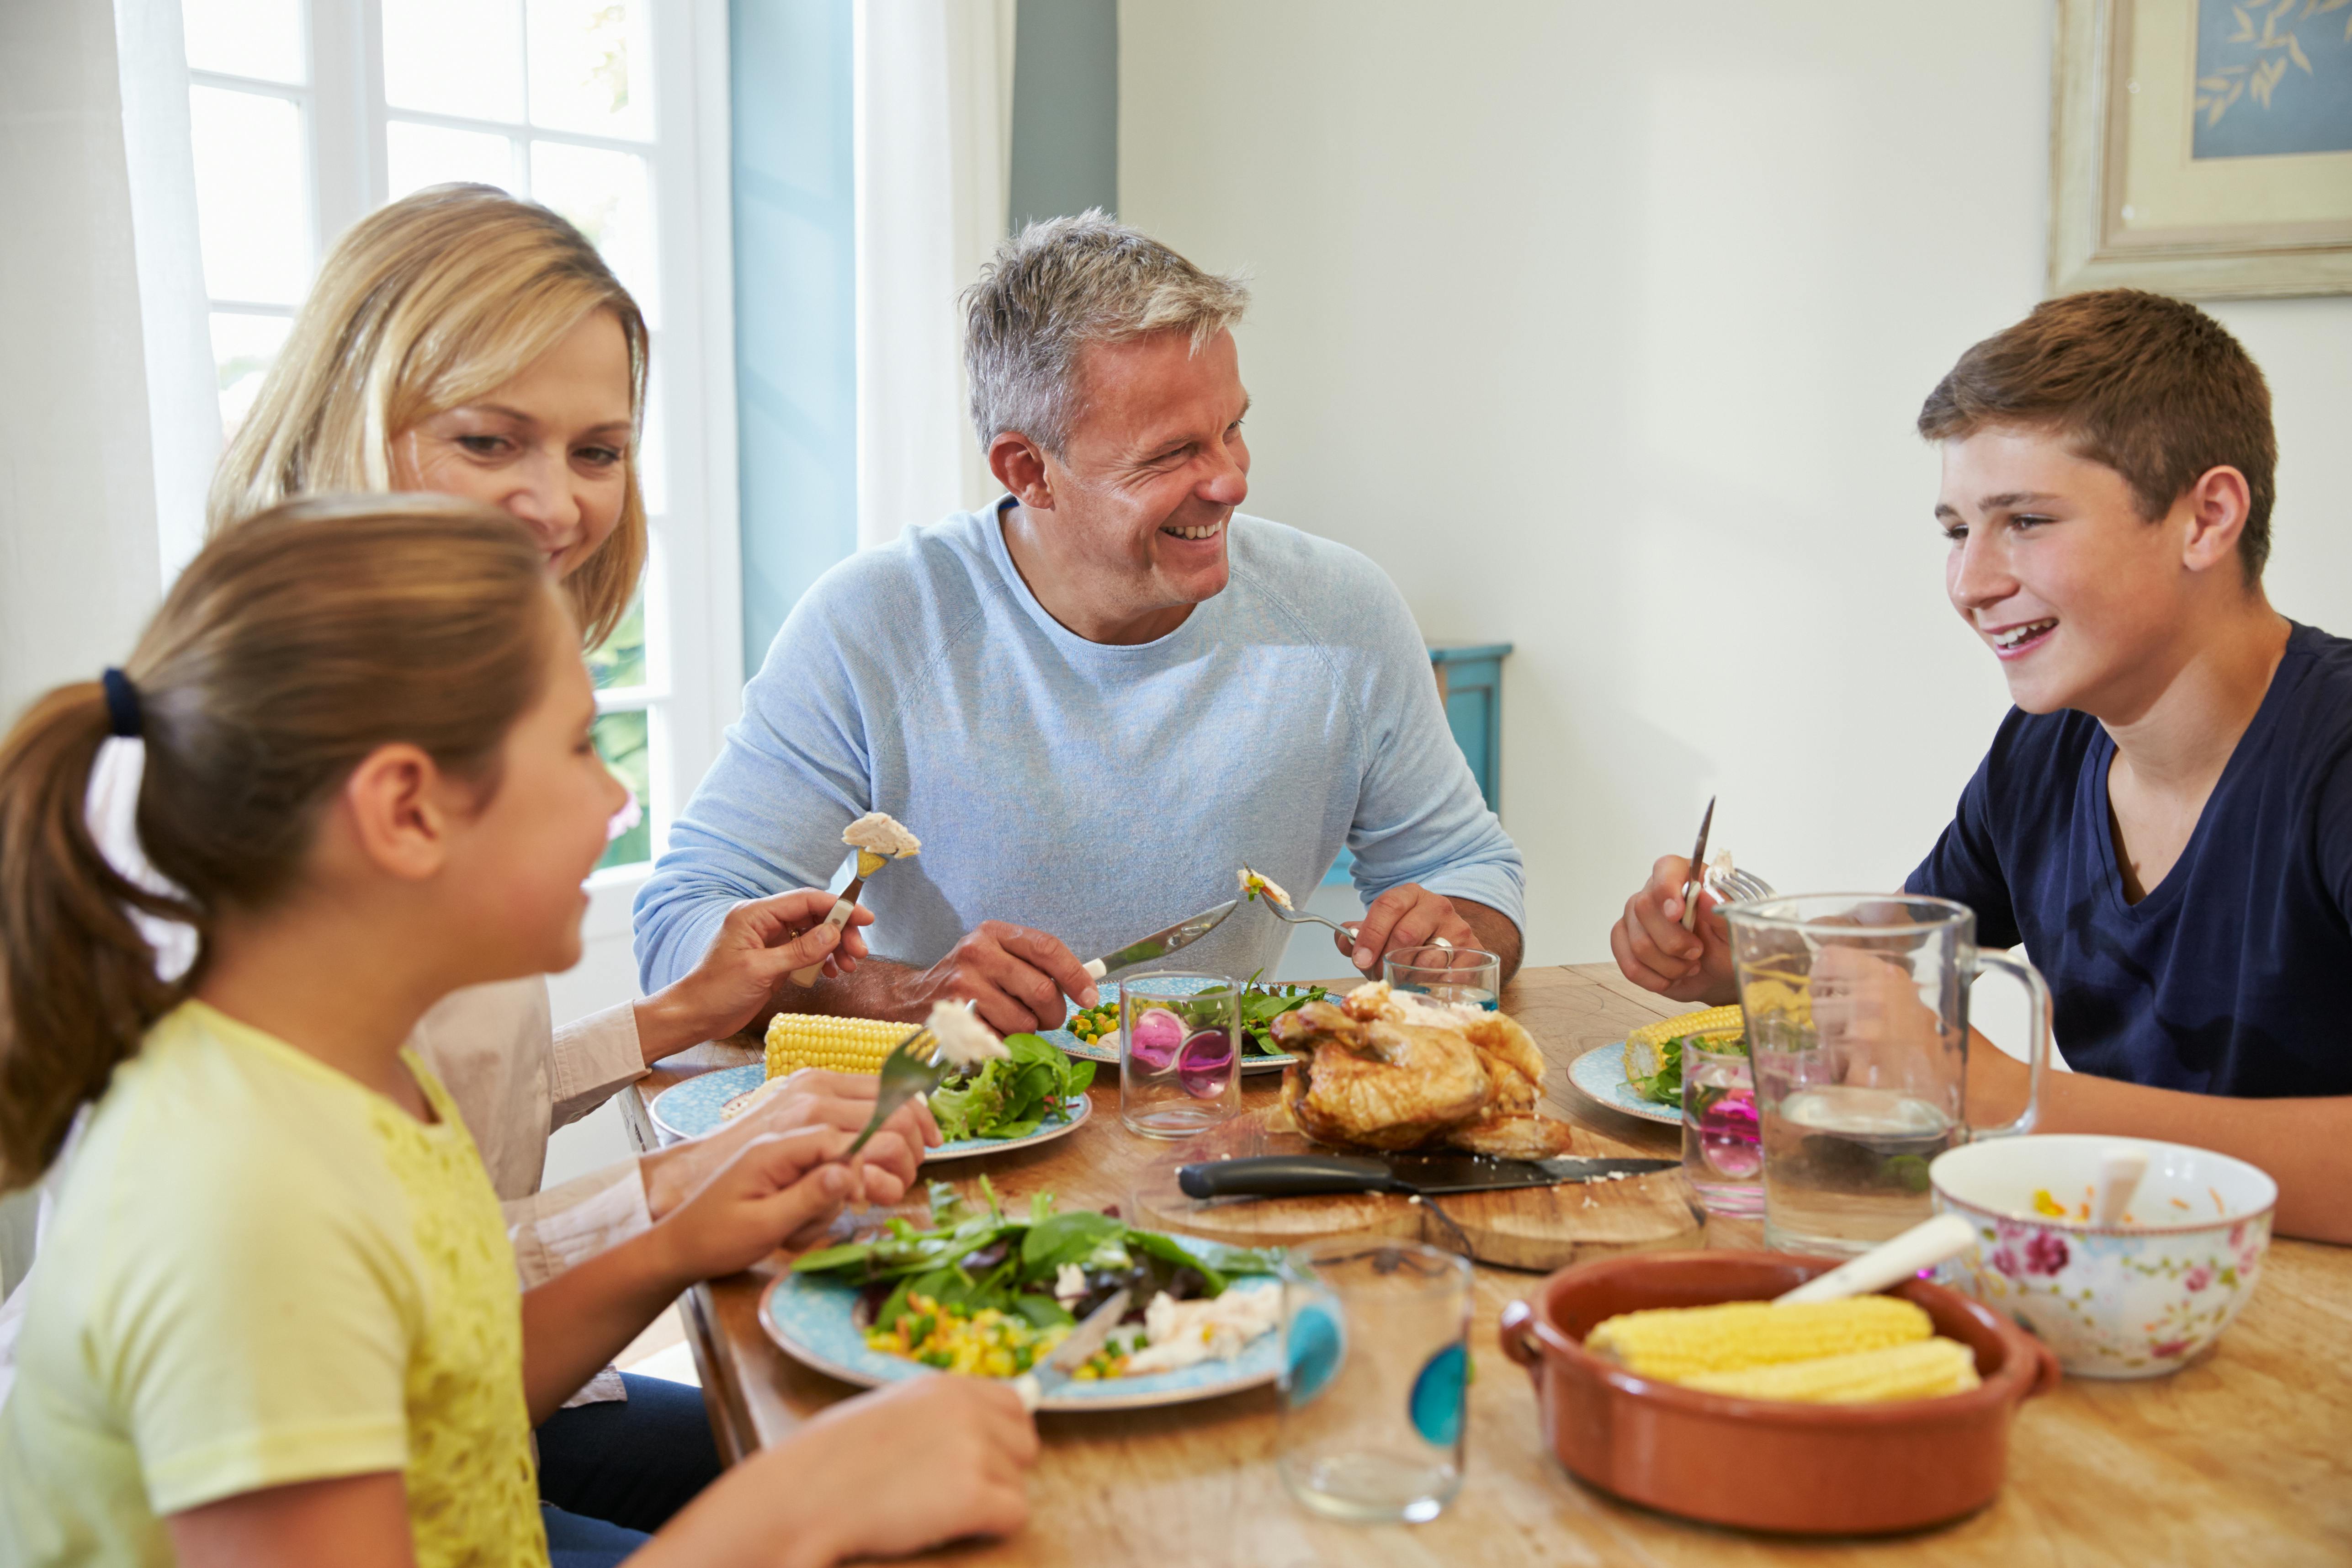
left=637, top=890, right=876, bottom=1062
left=899, top=920, right=1100, bottom=1035
left=1336, top=884, right=1482, bottom=973
left=642, top=1068, right=940, bottom=1218
left=1610, top=855, right=1737, bottom=1004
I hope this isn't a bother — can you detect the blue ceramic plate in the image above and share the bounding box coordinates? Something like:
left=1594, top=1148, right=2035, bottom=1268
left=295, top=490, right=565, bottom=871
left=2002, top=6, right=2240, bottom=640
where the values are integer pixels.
left=758, top=1240, right=1283, bottom=1412
left=648, top=1063, right=1092, bottom=1158
left=1565, top=1040, right=1684, bottom=1127
left=1047, top=977, right=1295, bottom=1072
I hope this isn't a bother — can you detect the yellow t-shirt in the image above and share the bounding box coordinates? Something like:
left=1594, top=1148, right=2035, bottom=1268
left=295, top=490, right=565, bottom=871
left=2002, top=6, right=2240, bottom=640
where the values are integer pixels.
left=0, top=1002, right=546, bottom=1568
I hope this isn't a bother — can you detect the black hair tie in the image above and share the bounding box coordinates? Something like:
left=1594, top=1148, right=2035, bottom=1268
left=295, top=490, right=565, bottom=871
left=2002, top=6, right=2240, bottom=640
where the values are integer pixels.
left=101, top=668, right=142, bottom=739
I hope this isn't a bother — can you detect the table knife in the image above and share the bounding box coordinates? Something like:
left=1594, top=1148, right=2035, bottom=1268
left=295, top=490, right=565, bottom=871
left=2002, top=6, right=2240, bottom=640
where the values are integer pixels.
left=1082, top=898, right=1238, bottom=980
left=1176, top=1152, right=1678, bottom=1200
left=1012, top=1286, right=1133, bottom=1411
left=1681, top=795, right=1715, bottom=932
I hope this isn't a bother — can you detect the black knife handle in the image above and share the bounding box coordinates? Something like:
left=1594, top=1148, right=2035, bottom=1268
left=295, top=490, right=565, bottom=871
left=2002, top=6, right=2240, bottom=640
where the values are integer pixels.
left=1178, top=1155, right=1406, bottom=1200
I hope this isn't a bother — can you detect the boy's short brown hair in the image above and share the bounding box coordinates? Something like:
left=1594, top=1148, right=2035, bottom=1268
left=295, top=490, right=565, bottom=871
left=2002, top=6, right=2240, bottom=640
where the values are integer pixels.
left=1917, top=289, right=2276, bottom=582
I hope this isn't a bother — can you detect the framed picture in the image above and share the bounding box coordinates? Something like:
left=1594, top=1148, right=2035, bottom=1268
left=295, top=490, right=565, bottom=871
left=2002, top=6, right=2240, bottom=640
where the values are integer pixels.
left=2052, top=0, right=2352, bottom=298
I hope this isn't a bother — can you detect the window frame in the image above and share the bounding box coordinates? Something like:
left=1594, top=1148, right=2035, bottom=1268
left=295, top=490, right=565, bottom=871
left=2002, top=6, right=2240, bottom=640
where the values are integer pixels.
left=179, top=0, right=742, bottom=948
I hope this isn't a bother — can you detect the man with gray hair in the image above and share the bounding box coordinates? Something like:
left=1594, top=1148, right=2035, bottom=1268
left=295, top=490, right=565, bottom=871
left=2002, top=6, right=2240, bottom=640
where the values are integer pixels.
left=635, top=213, right=1524, bottom=1031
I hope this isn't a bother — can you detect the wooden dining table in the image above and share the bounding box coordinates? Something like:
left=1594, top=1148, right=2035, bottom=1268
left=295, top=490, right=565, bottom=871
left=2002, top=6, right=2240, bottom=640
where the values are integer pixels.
left=621, top=963, right=2352, bottom=1566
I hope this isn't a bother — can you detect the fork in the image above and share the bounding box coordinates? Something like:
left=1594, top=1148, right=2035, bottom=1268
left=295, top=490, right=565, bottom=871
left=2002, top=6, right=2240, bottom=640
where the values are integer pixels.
left=1246, top=867, right=1455, bottom=959
left=1704, top=867, right=1777, bottom=906
left=844, top=1025, right=945, bottom=1158
left=1255, top=898, right=1454, bottom=965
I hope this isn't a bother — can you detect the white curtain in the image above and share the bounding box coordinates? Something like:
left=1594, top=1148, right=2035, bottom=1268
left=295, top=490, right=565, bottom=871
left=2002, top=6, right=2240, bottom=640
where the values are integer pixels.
left=853, top=0, right=1018, bottom=550
left=116, top=0, right=223, bottom=584
left=0, top=0, right=210, bottom=1311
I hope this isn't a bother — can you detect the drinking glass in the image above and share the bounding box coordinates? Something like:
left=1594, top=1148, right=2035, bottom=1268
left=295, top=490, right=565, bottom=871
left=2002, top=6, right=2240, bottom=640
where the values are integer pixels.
left=1725, top=894, right=2051, bottom=1259
left=1279, top=1238, right=1471, bottom=1525
left=1382, top=946, right=1501, bottom=1011
left=1119, top=975, right=1241, bottom=1138
left=1681, top=1038, right=1763, bottom=1217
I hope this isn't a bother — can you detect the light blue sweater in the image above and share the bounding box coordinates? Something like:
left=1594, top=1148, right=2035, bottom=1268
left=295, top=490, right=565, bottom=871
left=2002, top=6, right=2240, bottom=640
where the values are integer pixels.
left=633, top=504, right=1524, bottom=992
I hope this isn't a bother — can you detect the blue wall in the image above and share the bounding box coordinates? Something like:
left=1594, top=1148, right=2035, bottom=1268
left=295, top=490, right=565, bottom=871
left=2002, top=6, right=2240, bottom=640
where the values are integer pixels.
left=1008, top=0, right=1119, bottom=225
left=729, top=0, right=1119, bottom=673
left=731, top=0, right=858, bottom=676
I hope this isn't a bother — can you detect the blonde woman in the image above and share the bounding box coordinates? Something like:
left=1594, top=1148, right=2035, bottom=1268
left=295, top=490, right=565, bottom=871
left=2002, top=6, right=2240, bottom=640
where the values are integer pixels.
left=199, top=185, right=938, bottom=1545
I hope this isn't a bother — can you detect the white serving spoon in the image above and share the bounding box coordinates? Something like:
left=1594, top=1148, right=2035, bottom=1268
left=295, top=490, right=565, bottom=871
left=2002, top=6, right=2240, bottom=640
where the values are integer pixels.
left=1772, top=1213, right=1978, bottom=1306
left=2092, top=1145, right=2150, bottom=1226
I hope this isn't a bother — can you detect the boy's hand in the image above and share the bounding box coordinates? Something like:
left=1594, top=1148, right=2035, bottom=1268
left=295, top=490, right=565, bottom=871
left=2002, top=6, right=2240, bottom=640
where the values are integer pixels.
left=642, top=1070, right=940, bottom=1219
left=1610, top=855, right=1737, bottom=1004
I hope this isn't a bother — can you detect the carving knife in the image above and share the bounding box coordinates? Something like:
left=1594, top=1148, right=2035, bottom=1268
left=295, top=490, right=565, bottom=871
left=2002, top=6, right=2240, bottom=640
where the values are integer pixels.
left=1081, top=898, right=1239, bottom=981
left=1176, top=1152, right=1678, bottom=1200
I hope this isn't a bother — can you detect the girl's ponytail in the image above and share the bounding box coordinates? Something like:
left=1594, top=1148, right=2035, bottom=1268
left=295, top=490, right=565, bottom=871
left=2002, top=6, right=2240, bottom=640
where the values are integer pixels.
left=0, top=495, right=560, bottom=1191
left=0, top=685, right=193, bottom=1188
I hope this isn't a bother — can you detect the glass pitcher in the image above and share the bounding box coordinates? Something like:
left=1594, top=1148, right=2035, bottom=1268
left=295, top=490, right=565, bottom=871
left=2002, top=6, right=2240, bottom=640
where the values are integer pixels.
left=1723, top=894, right=2050, bottom=1259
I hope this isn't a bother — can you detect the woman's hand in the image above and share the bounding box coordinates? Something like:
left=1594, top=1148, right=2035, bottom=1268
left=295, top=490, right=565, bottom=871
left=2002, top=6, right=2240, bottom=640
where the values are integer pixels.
left=642, top=1069, right=940, bottom=1219
left=637, top=890, right=877, bottom=1062
left=637, top=1376, right=1037, bottom=1568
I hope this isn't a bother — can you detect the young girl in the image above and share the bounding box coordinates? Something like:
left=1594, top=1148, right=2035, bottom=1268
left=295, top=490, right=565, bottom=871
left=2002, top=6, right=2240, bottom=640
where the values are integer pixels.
left=192, top=181, right=932, bottom=1535
left=0, top=498, right=1035, bottom=1567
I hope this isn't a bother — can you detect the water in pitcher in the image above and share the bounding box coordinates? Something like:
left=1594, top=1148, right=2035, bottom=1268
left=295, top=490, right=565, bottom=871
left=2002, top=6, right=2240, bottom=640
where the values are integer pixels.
left=1757, top=1080, right=1960, bottom=1256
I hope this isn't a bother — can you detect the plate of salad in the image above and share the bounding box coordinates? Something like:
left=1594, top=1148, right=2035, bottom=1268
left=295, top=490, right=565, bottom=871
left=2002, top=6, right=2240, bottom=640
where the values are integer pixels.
left=765, top=1181, right=1286, bottom=1412
left=648, top=1032, right=1098, bottom=1158
left=1049, top=973, right=1324, bottom=1072
left=1565, top=1040, right=1687, bottom=1127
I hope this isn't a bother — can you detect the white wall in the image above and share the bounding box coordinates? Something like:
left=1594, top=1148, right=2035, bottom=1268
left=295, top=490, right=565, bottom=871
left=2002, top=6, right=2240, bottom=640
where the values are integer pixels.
left=1118, top=0, right=2352, bottom=971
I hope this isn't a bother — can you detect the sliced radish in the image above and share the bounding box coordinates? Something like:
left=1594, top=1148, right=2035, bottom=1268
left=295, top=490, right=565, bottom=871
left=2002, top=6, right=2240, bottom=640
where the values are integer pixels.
left=1177, top=1027, right=1236, bottom=1099
left=1128, top=1006, right=1185, bottom=1072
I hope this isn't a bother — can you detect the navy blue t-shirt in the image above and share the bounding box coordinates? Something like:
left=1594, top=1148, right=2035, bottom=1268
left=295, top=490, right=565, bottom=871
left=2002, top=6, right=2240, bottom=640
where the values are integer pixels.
left=1906, top=621, right=2352, bottom=1099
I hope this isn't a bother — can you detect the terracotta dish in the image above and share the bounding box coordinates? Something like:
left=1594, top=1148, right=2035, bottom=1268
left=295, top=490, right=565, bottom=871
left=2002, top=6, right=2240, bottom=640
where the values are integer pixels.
left=1499, top=1251, right=2060, bottom=1535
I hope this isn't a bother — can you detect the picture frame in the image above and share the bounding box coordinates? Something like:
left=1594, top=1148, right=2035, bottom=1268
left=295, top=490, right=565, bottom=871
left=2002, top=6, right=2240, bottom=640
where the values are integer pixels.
left=2051, top=0, right=2352, bottom=298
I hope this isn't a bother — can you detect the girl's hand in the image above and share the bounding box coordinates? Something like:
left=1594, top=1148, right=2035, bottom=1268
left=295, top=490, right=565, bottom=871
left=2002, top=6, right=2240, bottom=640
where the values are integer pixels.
left=779, top=1377, right=1037, bottom=1562
left=650, top=1127, right=863, bottom=1285
left=643, top=1070, right=940, bottom=1219
left=644, top=1376, right=1036, bottom=1568
left=639, top=890, right=878, bottom=1060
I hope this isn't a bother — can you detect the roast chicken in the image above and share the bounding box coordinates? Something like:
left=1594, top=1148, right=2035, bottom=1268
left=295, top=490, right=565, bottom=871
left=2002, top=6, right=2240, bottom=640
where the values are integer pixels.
left=1268, top=981, right=1574, bottom=1159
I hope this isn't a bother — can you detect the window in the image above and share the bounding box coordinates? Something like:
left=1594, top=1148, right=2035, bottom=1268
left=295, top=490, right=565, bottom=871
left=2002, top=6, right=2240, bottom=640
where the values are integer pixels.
left=174, top=0, right=738, bottom=905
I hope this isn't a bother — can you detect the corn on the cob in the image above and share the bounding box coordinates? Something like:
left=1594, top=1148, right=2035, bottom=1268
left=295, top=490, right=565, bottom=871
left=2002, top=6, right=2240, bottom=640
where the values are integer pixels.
left=764, top=1013, right=911, bottom=1078
left=1623, top=1004, right=1745, bottom=1081
left=1586, top=1295, right=1932, bottom=1380
left=1679, top=1335, right=1980, bottom=1403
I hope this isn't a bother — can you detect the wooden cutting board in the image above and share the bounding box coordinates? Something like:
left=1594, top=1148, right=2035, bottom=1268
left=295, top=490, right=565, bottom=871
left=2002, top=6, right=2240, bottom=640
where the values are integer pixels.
left=1125, top=1109, right=1701, bottom=1273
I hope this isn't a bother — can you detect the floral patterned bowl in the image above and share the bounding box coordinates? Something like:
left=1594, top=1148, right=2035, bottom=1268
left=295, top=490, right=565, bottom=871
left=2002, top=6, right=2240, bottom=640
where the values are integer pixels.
left=1929, top=1135, right=2276, bottom=1380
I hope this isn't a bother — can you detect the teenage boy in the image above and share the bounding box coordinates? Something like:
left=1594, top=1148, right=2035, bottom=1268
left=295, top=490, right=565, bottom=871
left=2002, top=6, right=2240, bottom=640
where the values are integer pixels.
left=1610, top=290, right=2352, bottom=1243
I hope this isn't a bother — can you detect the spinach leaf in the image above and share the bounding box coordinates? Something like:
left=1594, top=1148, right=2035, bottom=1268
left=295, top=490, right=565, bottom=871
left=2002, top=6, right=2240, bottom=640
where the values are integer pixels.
left=1009, top=1293, right=1076, bottom=1330
left=1020, top=1211, right=1124, bottom=1272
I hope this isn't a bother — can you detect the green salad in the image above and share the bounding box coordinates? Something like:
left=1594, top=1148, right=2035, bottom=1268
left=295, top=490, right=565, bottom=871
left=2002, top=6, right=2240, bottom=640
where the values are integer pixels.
left=795, top=1178, right=1280, bottom=1337
left=929, top=1031, right=1094, bottom=1141
left=1631, top=1029, right=1747, bottom=1106
left=1236, top=970, right=1326, bottom=1057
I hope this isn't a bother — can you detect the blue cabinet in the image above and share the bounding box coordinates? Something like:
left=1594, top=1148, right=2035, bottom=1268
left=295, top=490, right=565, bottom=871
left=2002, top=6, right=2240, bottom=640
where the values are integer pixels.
left=1323, top=642, right=1513, bottom=887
